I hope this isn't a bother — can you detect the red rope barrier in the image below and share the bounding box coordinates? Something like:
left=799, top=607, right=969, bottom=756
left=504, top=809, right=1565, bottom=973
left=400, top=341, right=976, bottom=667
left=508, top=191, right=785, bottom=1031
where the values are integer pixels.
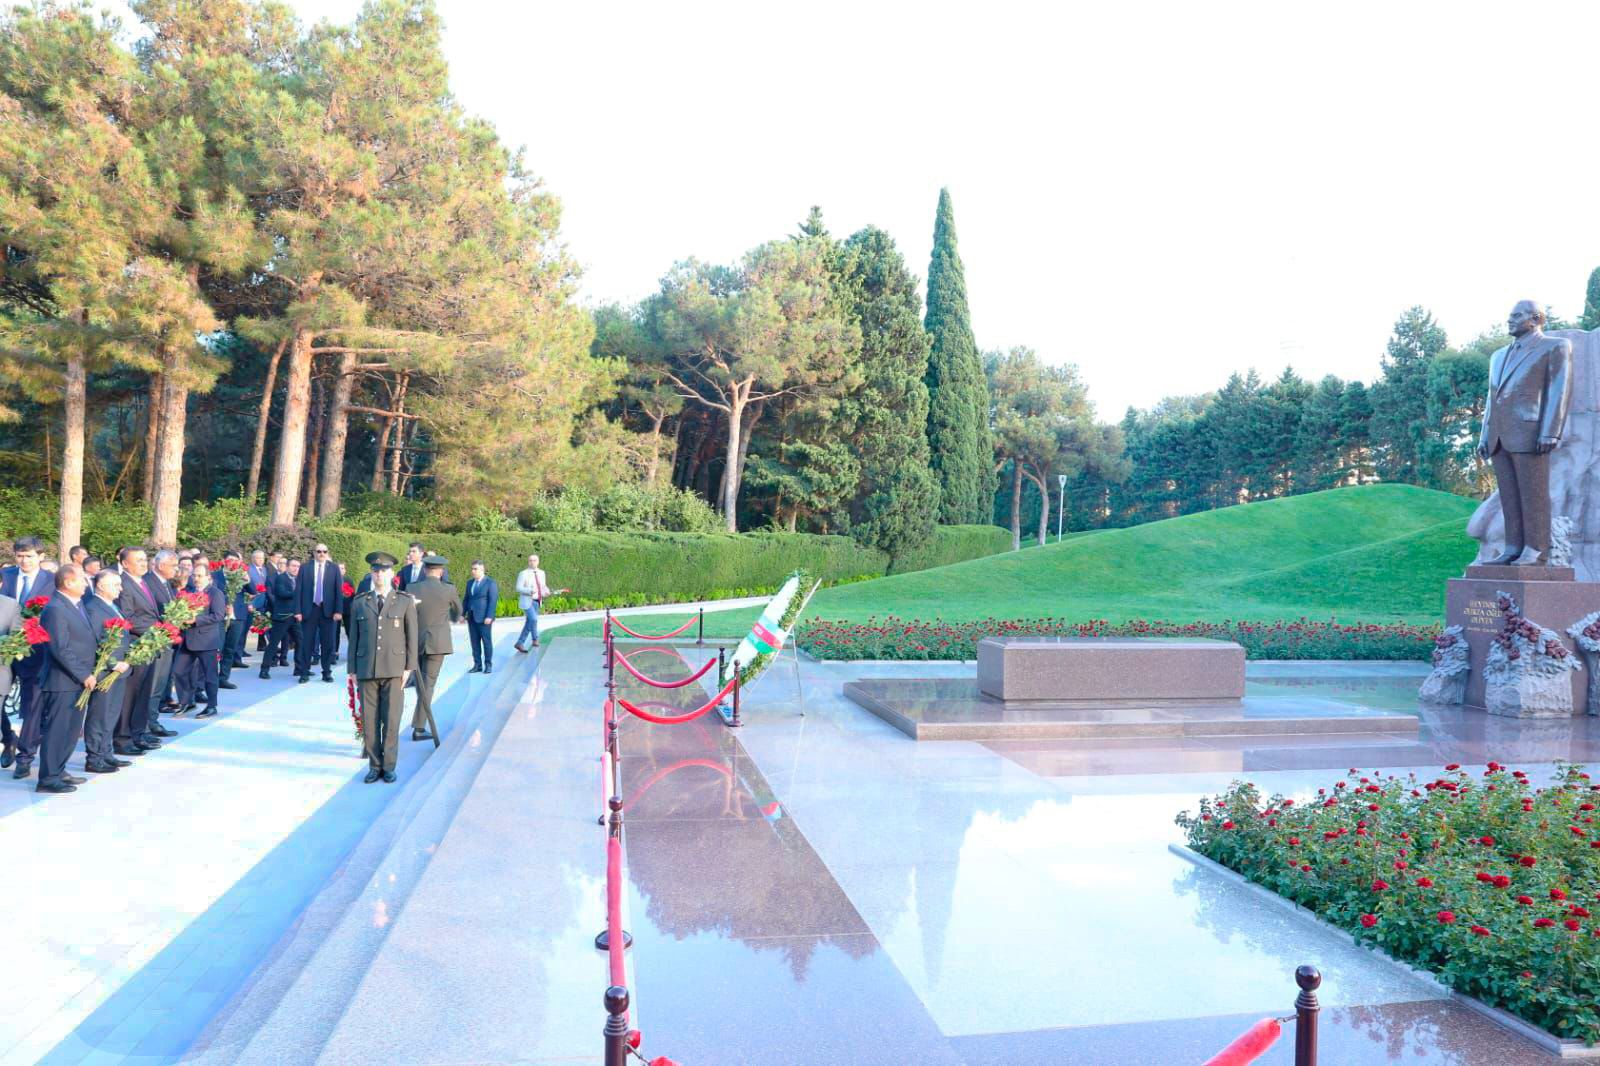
left=613, top=675, right=737, bottom=725
left=1202, top=1018, right=1281, bottom=1065
left=610, top=615, right=698, bottom=641
left=614, top=650, right=718, bottom=689
left=606, top=835, right=626, bottom=992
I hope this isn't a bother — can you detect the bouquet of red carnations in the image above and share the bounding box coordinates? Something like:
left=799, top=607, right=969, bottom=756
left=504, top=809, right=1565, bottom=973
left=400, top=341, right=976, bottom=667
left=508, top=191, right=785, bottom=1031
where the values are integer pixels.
left=347, top=675, right=363, bottom=739
left=214, top=558, right=251, bottom=611
left=78, top=617, right=134, bottom=709
left=170, top=590, right=207, bottom=626
left=21, top=594, right=48, bottom=619
left=123, top=620, right=182, bottom=669
left=0, top=614, right=48, bottom=666
left=249, top=608, right=270, bottom=635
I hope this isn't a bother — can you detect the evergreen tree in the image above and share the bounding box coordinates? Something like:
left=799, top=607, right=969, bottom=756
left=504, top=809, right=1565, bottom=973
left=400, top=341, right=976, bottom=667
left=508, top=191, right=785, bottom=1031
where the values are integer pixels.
left=923, top=188, right=993, bottom=524
left=833, top=226, right=939, bottom=559
left=1369, top=306, right=1448, bottom=486
left=1583, top=266, right=1600, bottom=331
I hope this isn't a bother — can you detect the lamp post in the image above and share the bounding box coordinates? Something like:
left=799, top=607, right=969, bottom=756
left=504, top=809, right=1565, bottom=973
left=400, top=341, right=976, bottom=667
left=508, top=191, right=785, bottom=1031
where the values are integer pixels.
left=1056, top=473, right=1067, bottom=543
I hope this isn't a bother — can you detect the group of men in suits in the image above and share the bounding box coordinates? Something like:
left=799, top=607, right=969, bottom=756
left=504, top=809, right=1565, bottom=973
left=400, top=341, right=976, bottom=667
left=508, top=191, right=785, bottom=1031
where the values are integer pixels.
left=1, top=534, right=534, bottom=795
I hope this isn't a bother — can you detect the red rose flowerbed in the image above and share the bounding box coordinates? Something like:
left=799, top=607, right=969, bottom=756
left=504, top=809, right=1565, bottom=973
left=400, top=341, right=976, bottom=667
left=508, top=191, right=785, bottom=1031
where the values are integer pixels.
left=1178, top=763, right=1600, bottom=1042
left=796, top=616, right=1438, bottom=662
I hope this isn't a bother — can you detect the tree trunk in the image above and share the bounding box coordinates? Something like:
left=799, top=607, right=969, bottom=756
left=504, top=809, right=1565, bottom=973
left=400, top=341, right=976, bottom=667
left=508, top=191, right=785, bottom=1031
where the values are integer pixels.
left=301, top=376, right=323, bottom=514
left=371, top=414, right=391, bottom=491
left=1024, top=465, right=1050, bottom=547
left=731, top=399, right=760, bottom=518
left=644, top=410, right=666, bottom=489
left=150, top=348, right=188, bottom=548
left=245, top=336, right=287, bottom=502
left=721, top=399, right=742, bottom=532
left=268, top=323, right=315, bottom=526
left=57, top=346, right=86, bottom=553
left=1009, top=461, right=1023, bottom=550
left=386, top=373, right=409, bottom=494
left=141, top=373, right=161, bottom=503
left=317, top=350, right=357, bottom=515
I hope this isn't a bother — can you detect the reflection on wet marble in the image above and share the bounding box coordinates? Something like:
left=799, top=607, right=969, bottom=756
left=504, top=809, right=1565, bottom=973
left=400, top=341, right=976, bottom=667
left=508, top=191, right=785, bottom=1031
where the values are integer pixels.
left=846, top=676, right=1419, bottom=740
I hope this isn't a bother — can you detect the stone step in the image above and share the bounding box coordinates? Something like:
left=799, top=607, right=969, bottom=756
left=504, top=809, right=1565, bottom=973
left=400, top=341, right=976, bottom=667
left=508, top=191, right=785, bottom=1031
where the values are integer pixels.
left=189, top=644, right=534, bottom=1065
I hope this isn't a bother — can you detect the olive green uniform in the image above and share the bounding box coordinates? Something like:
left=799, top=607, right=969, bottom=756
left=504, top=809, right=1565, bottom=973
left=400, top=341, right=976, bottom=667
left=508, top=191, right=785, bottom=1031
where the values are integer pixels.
left=347, top=588, right=419, bottom=774
left=406, top=576, right=460, bottom=732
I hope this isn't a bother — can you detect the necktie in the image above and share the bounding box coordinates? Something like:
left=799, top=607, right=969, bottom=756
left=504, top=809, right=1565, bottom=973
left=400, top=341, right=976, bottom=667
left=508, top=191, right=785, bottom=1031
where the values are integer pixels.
left=315, top=563, right=323, bottom=606
left=18, top=573, right=30, bottom=603
left=137, top=577, right=154, bottom=605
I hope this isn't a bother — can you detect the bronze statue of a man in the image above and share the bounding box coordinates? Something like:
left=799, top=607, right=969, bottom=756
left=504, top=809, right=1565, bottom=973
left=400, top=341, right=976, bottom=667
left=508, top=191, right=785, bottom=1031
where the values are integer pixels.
left=1477, top=300, right=1573, bottom=565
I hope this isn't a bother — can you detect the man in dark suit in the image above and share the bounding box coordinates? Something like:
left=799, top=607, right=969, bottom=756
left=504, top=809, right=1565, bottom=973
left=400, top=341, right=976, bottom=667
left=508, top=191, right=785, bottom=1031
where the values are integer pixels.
left=114, top=546, right=163, bottom=756
left=3, top=535, right=56, bottom=780
left=397, top=543, right=425, bottom=591
left=461, top=560, right=498, bottom=674
left=259, top=553, right=299, bottom=679
left=1478, top=299, right=1575, bottom=566
left=294, top=542, right=344, bottom=684
left=144, top=550, right=180, bottom=735
left=0, top=590, right=20, bottom=771
left=218, top=550, right=251, bottom=690
left=248, top=549, right=268, bottom=657
left=348, top=551, right=418, bottom=783
left=176, top=565, right=227, bottom=716
left=82, top=569, right=132, bottom=773
left=35, top=565, right=96, bottom=794
left=407, top=556, right=460, bottom=742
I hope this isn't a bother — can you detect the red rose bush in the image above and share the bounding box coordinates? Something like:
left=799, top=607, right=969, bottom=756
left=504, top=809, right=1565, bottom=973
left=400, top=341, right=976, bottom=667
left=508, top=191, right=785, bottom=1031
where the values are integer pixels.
left=1178, top=762, right=1600, bottom=1042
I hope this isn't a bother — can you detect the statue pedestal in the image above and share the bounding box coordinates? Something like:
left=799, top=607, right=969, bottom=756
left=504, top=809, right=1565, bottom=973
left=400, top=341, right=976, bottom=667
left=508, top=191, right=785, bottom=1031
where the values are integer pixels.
left=1444, top=572, right=1600, bottom=712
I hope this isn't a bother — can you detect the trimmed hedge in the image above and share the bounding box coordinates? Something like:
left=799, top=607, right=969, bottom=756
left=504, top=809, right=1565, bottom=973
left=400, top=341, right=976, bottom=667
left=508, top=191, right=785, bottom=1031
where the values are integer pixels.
left=315, top=524, right=1011, bottom=617
left=887, top=524, right=1012, bottom=575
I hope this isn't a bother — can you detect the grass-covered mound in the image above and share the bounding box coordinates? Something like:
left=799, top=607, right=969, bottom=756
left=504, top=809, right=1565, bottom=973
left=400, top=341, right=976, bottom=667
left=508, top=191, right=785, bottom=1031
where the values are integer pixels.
left=554, top=485, right=1477, bottom=645
left=1179, top=765, right=1600, bottom=1042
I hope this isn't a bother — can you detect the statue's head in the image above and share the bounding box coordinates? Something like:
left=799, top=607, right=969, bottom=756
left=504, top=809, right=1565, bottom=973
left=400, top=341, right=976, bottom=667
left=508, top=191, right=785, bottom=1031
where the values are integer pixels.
left=1508, top=300, right=1547, bottom=337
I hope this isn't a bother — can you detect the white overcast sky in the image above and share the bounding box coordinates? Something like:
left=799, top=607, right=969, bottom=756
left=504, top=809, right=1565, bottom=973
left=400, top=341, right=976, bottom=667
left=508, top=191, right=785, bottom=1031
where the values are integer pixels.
left=110, top=0, right=1600, bottom=418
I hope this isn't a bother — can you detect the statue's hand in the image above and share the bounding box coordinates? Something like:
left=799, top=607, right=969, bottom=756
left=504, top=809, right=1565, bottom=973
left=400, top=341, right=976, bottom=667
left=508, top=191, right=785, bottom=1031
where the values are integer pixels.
left=1536, top=437, right=1560, bottom=455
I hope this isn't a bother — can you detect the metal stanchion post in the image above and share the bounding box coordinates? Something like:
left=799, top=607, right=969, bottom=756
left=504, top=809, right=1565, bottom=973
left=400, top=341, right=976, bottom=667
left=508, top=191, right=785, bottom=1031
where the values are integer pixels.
left=731, top=672, right=741, bottom=728
left=717, top=646, right=726, bottom=687
left=602, top=607, right=611, bottom=664
left=594, top=797, right=632, bottom=950
left=603, top=986, right=630, bottom=1066
left=1295, top=965, right=1320, bottom=1066
left=697, top=607, right=704, bottom=645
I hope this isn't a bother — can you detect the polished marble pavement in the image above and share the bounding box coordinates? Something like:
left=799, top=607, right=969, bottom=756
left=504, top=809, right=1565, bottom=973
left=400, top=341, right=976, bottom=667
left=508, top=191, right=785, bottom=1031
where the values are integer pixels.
left=609, top=652, right=1589, bottom=1065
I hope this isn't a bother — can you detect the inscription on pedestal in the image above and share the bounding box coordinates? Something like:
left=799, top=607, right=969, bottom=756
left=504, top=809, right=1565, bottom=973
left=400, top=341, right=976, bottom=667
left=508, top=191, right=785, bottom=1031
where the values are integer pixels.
left=1444, top=577, right=1600, bottom=712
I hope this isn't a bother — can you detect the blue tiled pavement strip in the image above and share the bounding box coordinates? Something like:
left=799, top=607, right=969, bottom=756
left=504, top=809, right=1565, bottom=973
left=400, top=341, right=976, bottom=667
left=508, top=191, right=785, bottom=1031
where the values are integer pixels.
left=8, top=601, right=1600, bottom=1064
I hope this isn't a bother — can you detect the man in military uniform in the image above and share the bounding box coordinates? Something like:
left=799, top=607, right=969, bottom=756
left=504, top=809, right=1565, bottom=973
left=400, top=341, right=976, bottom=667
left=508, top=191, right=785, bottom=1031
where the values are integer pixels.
left=347, top=551, right=418, bottom=784
left=406, top=555, right=460, bottom=744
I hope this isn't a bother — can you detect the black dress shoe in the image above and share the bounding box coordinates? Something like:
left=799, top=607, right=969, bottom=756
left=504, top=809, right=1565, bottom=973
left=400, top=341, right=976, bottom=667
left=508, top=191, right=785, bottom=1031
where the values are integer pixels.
left=36, top=781, right=75, bottom=794
left=107, top=755, right=132, bottom=767
left=151, top=725, right=178, bottom=738
left=84, top=761, right=118, bottom=774
left=1, top=739, right=14, bottom=768
left=411, top=729, right=433, bottom=741
left=363, top=769, right=381, bottom=784
left=382, top=771, right=397, bottom=783
left=196, top=707, right=217, bottom=718
left=483, top=663, right=492, bottom=674
left=219, top=680, right=237, bottom=690
left=114, top=744, right=146, bottom=757
left=61, top=774, right=86, bottom=785
left=259, top=669, right=271, bottom=680
left=137, top=735, right=162, bottom=749
left=322, top=675, right=335, bottom=683
left=468, top=666, right=482, bottom=674
left=160, top=700, right=179, bottom=712
left=12, top=761, right=30, bottom=780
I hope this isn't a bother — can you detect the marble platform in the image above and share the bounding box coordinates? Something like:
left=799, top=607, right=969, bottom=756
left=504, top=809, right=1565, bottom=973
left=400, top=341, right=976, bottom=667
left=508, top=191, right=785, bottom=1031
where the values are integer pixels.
left=844, top=677, right=1420, bottom=741
left=977, top=636, right=1245, bottom=702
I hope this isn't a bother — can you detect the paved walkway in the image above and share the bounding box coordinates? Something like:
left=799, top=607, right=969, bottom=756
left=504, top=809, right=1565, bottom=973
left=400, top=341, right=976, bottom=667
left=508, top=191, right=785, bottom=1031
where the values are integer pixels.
left=4, top=622, right=519, bottom=1066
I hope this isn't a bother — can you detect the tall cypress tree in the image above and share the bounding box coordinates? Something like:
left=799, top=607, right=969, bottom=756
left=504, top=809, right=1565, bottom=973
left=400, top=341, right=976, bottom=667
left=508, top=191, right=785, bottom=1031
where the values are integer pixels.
left=923, top=188, right=993, bottom=524
left=1582, top=266, right=1600, bottom=330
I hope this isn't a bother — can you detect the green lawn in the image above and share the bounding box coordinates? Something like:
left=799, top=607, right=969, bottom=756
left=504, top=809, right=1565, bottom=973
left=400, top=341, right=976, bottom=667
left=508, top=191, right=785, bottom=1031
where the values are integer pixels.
left=551, top=484, right=1477, bottom=638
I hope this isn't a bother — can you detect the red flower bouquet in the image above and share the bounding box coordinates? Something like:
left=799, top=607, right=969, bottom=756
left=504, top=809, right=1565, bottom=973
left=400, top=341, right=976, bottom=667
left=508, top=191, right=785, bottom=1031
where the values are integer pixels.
left=79, top=617, right=134, bottom=709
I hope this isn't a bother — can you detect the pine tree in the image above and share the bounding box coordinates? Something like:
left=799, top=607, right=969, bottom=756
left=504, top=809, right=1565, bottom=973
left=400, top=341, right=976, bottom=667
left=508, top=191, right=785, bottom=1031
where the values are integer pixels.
left=1370, top=306, right=1448, bottom=486
left=1583, top=266, right=1600, bottom=331
left=923, top=188, right=993, bottom=524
